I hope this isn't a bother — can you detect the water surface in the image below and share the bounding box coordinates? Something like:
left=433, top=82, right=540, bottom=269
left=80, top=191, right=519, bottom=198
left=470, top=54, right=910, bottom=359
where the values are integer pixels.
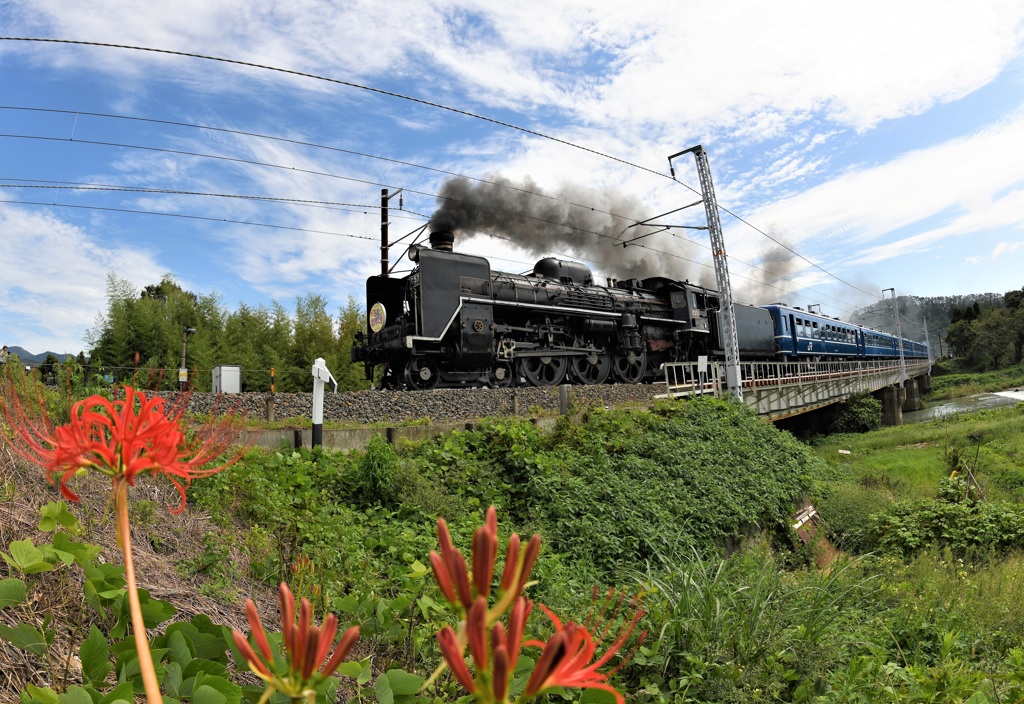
left=904, top=389, right=1024, bottom=423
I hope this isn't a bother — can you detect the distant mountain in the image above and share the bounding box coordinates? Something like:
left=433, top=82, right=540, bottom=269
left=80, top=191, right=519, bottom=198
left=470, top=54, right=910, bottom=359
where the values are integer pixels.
left=5, top=346, right=77, bottom=366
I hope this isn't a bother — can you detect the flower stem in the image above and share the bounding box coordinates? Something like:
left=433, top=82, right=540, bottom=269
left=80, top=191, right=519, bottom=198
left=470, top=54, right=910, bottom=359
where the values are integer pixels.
left=114, top=478, right=163, bottom=704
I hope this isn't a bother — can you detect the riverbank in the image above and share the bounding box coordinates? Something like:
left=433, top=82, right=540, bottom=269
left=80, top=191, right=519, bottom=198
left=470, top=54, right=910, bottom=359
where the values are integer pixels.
left=926, top=359, right=1024, bottom=400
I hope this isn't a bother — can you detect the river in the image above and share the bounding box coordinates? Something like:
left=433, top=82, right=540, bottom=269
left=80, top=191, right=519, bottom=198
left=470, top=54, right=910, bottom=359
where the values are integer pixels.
left=904, top=389, right=1024, bottom=423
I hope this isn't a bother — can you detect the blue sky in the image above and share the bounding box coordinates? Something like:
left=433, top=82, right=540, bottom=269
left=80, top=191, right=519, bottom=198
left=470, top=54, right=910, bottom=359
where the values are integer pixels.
left=2, top=0, right=1023, bottom=355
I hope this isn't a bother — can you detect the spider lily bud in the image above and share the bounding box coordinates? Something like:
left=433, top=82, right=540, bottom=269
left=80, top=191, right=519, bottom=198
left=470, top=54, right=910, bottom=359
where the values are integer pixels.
left=231, top=582, right=360, bottom=700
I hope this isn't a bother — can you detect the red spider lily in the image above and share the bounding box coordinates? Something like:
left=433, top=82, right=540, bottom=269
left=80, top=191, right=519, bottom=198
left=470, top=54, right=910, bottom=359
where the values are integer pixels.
left=429, top=506, right=541, bottom=618
left=0, top=384, right=247, bottom=513
left=436, top=596, right=534, bottom=703
left=232, top=582, right=360, bottom=700
left=523, top=597, right=646, bottom=704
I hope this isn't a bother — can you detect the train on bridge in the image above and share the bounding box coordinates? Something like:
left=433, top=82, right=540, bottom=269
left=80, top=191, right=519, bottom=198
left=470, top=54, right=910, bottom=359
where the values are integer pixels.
left=351, top=229, right=928, bottom=390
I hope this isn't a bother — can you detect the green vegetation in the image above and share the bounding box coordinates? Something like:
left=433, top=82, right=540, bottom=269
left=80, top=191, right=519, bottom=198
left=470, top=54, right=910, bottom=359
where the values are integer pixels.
left=188, top=398, right=1024, bottom=703
left=829, top=394, right=882, bottom=434
left=6, top=392, right=1024, bottom=703
left=83, top=273, right=369, bottom=392
left=928, top=356, right=1024, bottom=400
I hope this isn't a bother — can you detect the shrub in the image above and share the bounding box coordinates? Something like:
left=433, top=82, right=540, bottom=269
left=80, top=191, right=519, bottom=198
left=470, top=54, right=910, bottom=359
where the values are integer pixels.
left=829, top=394, right=882, bottom=434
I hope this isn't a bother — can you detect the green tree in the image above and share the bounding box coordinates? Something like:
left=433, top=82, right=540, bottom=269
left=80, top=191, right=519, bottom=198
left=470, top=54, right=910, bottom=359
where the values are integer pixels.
left=1005, top=287, right=1024, bottom=364
left=334, top=296, right=369, bottom=392
left=943, top=319, right=975, bottom=359
left=287, top=294, right=335, bottom=392
left=972, top=308, right=1013, bottom=368
left=87, top=274, right=228, bottom=389
left=1007, top=306, right=1024, bottom=365
left=1005, top=286, right=1024, bottom=311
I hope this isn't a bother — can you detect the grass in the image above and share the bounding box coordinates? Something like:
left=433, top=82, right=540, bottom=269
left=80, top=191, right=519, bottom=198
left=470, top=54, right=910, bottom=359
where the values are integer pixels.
left=927, top=358, right=1024, bottom=401
left=814, top=404, right=1024, bottom=503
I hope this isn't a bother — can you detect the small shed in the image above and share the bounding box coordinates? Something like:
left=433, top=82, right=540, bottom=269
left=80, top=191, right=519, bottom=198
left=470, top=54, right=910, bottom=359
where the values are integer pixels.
left=212, top=365, right=241, bottom=394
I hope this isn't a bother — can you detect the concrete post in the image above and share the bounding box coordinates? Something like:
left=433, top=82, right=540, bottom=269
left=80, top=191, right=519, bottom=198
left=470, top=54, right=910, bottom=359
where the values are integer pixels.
left=902, top=378, right=922, bottom=411
left=919, top=373, right=931, bottom=393
left=880, top=384, right=904, bottom=426
left=559, top=384, right=571, bottom=415
left=265, top=396, right=275, bottom=422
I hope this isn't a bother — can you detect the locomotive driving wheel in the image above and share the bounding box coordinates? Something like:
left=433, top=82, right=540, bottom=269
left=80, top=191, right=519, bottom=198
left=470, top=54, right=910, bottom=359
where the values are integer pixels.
left=571, top=349, right=612, bottom=385
left=404, top=357, right=440, bottom=390
left=612, top=349, right=647, bottom=384
left=519, top=354, right=568, bottom=386
left=487, top=361, right=516, bottom=388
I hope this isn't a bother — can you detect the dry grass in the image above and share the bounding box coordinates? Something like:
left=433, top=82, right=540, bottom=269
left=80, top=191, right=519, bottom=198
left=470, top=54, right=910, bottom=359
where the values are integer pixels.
left=0, top=443, right=279, bottom=700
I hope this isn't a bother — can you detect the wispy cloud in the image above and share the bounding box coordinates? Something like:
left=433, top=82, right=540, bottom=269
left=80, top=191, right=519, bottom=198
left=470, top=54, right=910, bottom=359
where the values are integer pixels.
left=0, top=207, right=166, bottom=352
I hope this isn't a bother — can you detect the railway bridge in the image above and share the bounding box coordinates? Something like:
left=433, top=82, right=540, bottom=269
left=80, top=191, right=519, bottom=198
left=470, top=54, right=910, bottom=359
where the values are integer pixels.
left=659, top=359, right=933, bottom=425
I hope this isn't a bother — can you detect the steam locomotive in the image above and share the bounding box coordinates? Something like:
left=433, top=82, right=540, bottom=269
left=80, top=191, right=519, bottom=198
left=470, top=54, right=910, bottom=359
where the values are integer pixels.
left=351, top=230, right=928, bottom=389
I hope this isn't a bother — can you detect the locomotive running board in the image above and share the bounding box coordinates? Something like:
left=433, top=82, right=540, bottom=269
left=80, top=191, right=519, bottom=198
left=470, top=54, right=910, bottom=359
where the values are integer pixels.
left=404, top=296, right=702, bottom=348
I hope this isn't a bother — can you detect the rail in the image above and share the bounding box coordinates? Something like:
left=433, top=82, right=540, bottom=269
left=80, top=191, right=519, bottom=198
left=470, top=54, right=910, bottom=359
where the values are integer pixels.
left=661, top=359, right=932, bottom=399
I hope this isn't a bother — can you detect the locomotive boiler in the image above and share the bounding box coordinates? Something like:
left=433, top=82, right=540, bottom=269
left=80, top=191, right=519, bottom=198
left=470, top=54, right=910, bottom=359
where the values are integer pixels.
left=351, top=230, right=777, bottom=389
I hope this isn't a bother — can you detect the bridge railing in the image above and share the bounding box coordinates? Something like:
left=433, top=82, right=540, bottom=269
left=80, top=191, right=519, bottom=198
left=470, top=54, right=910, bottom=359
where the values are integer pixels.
left=661, top=360, right=722, bottom=398
left=661, top=358, right=931, bottom=399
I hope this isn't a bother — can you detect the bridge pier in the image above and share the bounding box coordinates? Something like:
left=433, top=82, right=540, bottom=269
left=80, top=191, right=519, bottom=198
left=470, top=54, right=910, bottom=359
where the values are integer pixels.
left=918, top=373, right=932, bottom=394
left=878, top=384, right=906, bottom=426
left=902, top=378, right=922, bottom=412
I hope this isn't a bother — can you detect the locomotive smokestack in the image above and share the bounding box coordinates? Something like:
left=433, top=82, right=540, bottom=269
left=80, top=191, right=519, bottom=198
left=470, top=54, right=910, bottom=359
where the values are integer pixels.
left=429, top=229, right=455, bottom=251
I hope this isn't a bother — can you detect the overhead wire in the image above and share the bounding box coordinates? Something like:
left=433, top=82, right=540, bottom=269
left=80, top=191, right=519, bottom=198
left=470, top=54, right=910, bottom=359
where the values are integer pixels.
left=0, top=156, right=857, bottom=314
left=0, top=39, right=882, bottom=300
left=0, top=198, right=380, bottom=241
left=1, top=106, right=860, bottom=312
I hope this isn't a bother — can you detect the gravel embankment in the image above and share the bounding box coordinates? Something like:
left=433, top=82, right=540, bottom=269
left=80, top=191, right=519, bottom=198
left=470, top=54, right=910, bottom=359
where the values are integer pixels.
left=183, top=384, right=663, bottom=425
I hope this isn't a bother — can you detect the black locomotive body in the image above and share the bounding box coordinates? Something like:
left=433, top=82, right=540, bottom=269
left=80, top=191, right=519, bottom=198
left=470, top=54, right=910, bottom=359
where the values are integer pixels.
left=352, top=235, right=776, bottom=389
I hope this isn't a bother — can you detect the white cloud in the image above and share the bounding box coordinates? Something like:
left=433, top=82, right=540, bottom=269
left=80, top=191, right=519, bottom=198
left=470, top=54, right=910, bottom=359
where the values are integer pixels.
left=992, top=240, right=1024, bottom=259
left=0, top=206, right=166, bottom=352
left=726, top=109, right=1024, bottom=269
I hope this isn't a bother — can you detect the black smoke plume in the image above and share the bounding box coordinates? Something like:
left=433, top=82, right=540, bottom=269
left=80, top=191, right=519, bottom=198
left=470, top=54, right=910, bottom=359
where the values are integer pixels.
left=430, top=176, right=710, bottom=283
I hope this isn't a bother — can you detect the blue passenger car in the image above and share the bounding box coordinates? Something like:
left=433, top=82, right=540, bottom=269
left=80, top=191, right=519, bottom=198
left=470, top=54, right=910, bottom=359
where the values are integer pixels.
left=761, top=305, right=862, bottom=359
left=759, top=304, right=928, bottom=361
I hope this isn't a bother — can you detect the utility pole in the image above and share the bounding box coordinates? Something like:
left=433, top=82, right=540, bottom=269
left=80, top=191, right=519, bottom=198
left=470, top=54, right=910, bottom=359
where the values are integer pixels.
left=924, top=317, right=933, bottom=366
left=883, top=289, right=906, bottom=386
left=179, top=327, right=196, bottom=391
left=668, top=145, right=742, bottom=401
left=380, top=188, right=403, bottom=276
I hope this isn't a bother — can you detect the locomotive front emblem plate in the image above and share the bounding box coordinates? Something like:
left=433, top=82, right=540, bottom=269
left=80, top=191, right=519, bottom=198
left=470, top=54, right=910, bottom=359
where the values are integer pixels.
left=369, top=303, right=387, bottom=333
left=473, top=319, right=484, bottom=332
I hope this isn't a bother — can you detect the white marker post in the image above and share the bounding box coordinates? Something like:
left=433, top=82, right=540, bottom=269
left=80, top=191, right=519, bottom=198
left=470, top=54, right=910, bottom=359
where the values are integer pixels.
left=311, top=357, right=337, bottom=449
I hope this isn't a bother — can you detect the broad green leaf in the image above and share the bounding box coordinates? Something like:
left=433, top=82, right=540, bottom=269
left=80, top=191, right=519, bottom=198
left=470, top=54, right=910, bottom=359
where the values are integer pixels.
left=580, top=688, right=619, bottom=704
left=80, top=625, right=113, bottom=685
left=167, top=629, right=194, bottom=666
left=383, top=669, right=424, bottom=696
left=52, top=533, right=102, bottom=567
left=192, top=672, right=241, bottom=704
left=3, top=540, right=53, bottom=574
left=192, top=685, right=227, bottom=704
left=334, top=594, right=360, bottom=613
left=0, top=622, right=48, bottom=655
left=139, top=595, right=177, bottom=628
left=375, top=671, right=395, bottom=704
left=39, top=501, right=79, bottom=532
left=181, top=658, right=229, bottom=681
left=96, top=681, right=134, bottom=704
left=405, top=559, right=428, bottom=578
left=357, top=657, right=373, bottom=686
left=56, top=685, right=94, bottom=704
left=0, top=577, right=27, bottom=609
left=335, top=661, right=363, bottom=678
left=162, top=661, right=184, bottom=697
left=24, top=684, right=59, bottom=704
